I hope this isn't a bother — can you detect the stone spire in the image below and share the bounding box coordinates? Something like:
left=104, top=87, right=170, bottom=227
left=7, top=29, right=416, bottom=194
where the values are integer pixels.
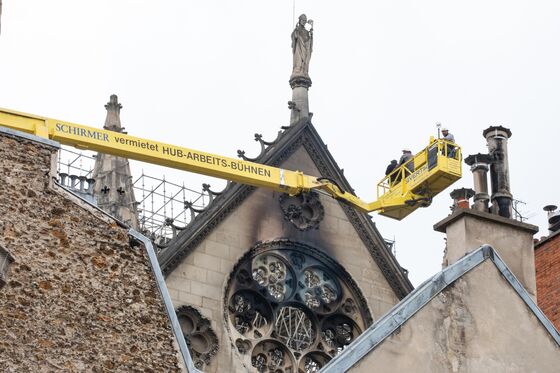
left=92, top=95, right=139, bottom=229
left=288, top=14, right=313, bottom=125
left=103, top=94, right=123, bottom=132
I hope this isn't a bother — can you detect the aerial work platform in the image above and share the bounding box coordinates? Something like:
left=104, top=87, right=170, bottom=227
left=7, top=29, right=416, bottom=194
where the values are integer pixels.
left=376, top=139, right=462, bottom=219
left=0, top=107, right=461, bottom=220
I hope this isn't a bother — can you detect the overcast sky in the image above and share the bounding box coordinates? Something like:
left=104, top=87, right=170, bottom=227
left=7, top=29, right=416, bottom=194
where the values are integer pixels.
left=1, top=1, right=559, bottom=285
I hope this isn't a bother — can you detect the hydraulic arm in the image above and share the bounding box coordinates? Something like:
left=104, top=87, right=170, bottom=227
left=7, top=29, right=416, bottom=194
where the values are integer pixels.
left=0, top=107, right=462, bottom=219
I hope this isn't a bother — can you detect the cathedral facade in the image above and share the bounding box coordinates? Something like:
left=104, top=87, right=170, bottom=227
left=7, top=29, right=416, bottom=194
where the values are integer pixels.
left=158, top=117, right=412, bottom=372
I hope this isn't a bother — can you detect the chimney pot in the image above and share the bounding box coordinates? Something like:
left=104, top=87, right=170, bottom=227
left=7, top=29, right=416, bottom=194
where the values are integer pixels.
left=450, top=188, right=475, bottom=211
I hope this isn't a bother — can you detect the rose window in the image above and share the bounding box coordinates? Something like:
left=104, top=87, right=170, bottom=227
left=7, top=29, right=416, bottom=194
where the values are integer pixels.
left=225, top=240, right=372, bottom=373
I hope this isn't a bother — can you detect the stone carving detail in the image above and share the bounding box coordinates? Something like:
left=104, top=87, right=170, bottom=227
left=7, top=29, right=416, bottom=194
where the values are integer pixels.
left=228, top=290, right=273, bottom=339
left=251, top=254, right=295, bottom=302
left=341, top=298, right=357, bottom=315
left=176, top=305, right=219, bottom=370
left=279, top=191, right=324, bottom=231
left=299, top=266, right=340, bottom=313
left=251, top=340, right=294, bottom=373
left=225, top=240, right=372, bottom=372
left=300, top=351, right=331, bottom=373
left=321, top=314, right=360, bottom=355
left=235, top=339, right=252, bottom=354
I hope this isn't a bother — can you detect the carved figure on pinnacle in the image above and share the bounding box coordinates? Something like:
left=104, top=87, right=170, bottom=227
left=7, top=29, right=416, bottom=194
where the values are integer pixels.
left=291, top=14, right=313, bottom=82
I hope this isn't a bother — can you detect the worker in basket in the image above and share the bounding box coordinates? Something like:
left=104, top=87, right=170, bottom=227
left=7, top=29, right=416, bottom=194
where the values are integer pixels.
left=441, top=127, right=456, bottom=158
left=399, top=148, right=414, bottom=174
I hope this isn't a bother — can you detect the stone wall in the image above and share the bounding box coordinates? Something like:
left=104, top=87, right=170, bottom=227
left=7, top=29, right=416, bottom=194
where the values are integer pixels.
left=535, top=232, right=560, bottom=331
left=165, top=146, right=401, bottom=372
left=0, top=132, right=182, bottom=372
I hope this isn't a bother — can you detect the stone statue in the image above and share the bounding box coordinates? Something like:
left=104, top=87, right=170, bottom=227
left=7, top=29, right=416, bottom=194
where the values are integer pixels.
left=291, top=14, right=313, bottom=79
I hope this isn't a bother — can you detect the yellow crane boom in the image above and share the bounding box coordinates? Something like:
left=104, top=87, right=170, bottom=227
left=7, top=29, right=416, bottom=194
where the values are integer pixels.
left=0, top=107, right=462, bottom=219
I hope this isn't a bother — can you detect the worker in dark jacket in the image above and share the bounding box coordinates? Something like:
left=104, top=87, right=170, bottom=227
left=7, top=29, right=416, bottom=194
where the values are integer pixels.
left=385, top=159, right=398, bottom=184
left=385, top=159, right=398, bottom=175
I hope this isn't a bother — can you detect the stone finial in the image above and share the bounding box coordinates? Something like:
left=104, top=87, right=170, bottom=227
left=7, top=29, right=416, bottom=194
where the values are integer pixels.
left=103, top=94, right=123, bottom=132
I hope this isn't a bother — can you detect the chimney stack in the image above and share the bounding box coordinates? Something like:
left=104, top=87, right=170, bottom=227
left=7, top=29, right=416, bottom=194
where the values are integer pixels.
left=464, top=153, right=492, bottom=212
left=435, top=125, right=539, bottom=301
left=483, top=126, right=513, bottom=218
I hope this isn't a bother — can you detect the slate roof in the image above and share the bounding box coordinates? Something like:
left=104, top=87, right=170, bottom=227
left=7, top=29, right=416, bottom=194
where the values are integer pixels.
left=157, top=118, right=414, bottom=299
left=321, top=245, right=560, bottom=372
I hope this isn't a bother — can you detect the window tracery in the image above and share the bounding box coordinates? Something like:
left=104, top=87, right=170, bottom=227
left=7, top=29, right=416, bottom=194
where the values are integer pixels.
left=225, top=240, right=372, bottom=373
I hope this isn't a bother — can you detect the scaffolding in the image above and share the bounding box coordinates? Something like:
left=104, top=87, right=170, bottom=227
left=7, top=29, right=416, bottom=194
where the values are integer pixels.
left=133, top=172, right=209, bottom=247
left=56, top=147, right=209, bottom=247
left=57, top=146, right=96, bottom=178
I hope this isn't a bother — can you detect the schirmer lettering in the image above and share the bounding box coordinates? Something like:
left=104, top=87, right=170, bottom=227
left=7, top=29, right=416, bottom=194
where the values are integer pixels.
left=56, top=123, right=109, bottom=142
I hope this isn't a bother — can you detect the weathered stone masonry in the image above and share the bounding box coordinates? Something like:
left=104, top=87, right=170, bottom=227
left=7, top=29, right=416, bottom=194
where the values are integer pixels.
left=0, top=132, right=182, bottom=372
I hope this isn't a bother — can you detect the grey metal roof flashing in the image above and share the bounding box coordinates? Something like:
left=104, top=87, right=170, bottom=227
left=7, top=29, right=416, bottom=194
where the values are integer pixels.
left=0, top=126, right=60, bottom=149
left=321, top=245, right=560, bottom=373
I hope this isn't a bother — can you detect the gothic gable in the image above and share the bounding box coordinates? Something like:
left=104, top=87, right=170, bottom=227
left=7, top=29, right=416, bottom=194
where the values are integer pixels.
left=159, top=119, right=413, bottom=299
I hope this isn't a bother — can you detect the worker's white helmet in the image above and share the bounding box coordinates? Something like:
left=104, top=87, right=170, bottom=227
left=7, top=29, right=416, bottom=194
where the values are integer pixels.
left=442, top=127, right=449, bottom=131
